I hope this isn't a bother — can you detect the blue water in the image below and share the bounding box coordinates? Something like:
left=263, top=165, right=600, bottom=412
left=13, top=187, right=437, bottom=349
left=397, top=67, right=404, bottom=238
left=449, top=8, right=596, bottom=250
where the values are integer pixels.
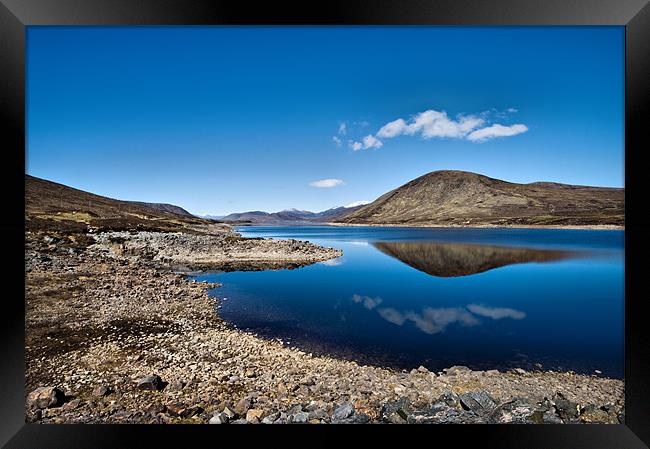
left=194, top=226, right=624, bottom=377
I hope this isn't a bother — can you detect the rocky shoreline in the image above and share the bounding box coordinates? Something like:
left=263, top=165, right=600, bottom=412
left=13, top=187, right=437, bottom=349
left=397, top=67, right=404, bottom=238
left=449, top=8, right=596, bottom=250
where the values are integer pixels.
left=25, top=227, right=624, bottom=424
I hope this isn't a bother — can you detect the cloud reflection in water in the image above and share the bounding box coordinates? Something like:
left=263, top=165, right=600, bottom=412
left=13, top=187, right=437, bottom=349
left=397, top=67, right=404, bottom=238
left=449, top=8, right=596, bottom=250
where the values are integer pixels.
left=352, top=295, right=526, bottom=335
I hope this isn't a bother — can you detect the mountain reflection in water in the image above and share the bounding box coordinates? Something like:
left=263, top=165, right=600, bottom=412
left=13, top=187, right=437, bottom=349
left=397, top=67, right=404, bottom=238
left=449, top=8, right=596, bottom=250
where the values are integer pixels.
left=373, top=241, right=581, bottom=277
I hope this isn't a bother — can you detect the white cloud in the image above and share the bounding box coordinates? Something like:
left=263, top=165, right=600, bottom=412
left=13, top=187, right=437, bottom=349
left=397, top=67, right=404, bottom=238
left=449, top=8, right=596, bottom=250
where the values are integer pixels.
left=348, top=140, right=363, bottom=151
left=309, top=178, right=345, bottom=188
left=346, top=200, right=370, bottom=208
left=377, top=118, right=408, bottom=138
left=362, top=134, right=383, bottom=149
left=349, top=135, right=383, bottom=151
left=407, top=110, right=485, bottom=139
left=332, top=136, right=342, bottom=147
left=466, top=124, right=528, bottom=142
left=338, top=122, right=347, bottom=135
left=361, top=107, right=528, bottom=150
left=467, top=304, right=526, bottom=320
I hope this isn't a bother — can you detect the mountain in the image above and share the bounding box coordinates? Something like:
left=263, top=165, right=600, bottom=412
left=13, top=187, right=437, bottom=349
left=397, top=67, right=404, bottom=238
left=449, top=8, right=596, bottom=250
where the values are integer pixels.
left=220, top=205, right=364, bottom=224
left=337, top=170, right=624, bottom=227
left=26, top=175, right=211, bottom=232
left=374, top=241, right=578, bottom=277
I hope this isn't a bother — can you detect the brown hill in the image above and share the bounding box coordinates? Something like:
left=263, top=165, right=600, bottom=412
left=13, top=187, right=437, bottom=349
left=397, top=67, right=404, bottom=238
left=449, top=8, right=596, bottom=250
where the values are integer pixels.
left=338, top=170, right=624, bottom=227
left=26, top=175, right=211, bottom=233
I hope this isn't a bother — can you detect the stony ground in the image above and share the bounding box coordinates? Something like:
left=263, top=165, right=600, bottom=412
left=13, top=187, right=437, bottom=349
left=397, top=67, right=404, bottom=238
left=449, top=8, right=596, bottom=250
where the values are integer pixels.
left=25, top=228, right=624, bottom=424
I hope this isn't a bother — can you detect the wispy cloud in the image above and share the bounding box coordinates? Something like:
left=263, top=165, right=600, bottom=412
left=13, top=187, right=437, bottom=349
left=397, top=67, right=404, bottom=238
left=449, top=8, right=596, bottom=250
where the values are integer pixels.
left=348, top=140, right=362, bottom=151
left=309, top=178, right=345, bottom=188
left=332, top=136, right=342, bottom=147
left=349, top=134, right=383, bottom=151
left=353, top=295, right=527, bottom=335
left=466, top=124, right=528, bottom=142
left=351, top=294, right=383, bottom=310
left=338, top=122, right=347, bottom=135
left=346, top=200, right=370, bottom=208
left=376, top=306, right=479, bottom=334
left=347, top=108, right=528, bottom=150
left=466, top=304, right=526, bottom=320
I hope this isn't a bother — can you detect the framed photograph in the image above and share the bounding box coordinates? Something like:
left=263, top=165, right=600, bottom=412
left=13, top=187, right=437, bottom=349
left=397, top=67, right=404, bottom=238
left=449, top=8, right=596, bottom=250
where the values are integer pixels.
left=2, top=0, right=649, bottom=447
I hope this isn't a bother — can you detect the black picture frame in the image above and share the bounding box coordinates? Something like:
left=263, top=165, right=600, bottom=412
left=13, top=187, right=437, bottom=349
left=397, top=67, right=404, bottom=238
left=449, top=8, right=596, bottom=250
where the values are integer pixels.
left=1, top=0, right=648, bottom=447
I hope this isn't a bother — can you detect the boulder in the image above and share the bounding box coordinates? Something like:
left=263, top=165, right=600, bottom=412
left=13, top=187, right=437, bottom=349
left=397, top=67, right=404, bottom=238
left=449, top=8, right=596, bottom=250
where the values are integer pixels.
left=580, top=404, right=618, bottom=424
left=380, top=398, right=412, bottom=423
left=490, top=399, right=544, bottom=424
left=136, top=375, right=165, bottom=391
left=27, top=387, right=65, bottom=409
left=209, top=413, right=229, bottom=424
left=437, top=391, right=461, bottom=409
left=291, top=412, right=309, bottom=423
left=261, top=412, right=280, bottom=424
left=459, top=391, right=499, bottom=415
left=331, top=402, right=354, bottom=421
left=553, top=393, right=579, bottom=421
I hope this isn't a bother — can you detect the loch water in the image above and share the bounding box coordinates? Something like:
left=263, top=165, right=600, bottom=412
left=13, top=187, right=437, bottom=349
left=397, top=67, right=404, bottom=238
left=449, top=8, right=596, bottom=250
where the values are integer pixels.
left=194, top=226, right=624, bottom=377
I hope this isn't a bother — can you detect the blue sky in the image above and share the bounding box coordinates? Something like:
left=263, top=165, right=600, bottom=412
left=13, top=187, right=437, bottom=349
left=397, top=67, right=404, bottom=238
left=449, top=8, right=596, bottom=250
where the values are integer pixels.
left=27, top=26, right=624, bottom=216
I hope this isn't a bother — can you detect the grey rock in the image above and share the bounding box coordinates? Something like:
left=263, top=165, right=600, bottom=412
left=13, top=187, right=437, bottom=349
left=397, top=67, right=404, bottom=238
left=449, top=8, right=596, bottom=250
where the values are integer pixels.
left=380, top=398, right=411, bottom=423
left=407, top=403, right=449, bottom=423
left=437, top=391, right=461, bottom=409
left=308, top=408, right=328, bottom=420
left=543, top=411, right=564, bottom=424
left=490, top=399, right=544, bottom=424
left=261, top=412, right=280, bottom=424
left=332, top=402, right=354, bottom=421
left=136, top=375, right=165, bottom=391
left=287, top=404, right=303, bottom=414
left=291, top=411, right=309, bottom=423
left=553, top=393, right=579, bottom=421
left=459, top=391, right=499, bottom=414
left=209, top=413, right=229, bottom=424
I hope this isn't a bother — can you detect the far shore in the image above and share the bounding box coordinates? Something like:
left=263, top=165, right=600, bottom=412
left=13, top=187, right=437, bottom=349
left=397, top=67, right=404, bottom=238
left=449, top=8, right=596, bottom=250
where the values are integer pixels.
left=230, top=221, right=625, bottom=231
left=322, top=222, right=624, bottom=231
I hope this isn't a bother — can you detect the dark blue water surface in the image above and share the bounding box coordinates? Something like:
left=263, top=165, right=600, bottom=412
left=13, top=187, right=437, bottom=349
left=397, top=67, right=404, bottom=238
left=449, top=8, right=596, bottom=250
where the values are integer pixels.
left=194, top=226, right=624, bottom=377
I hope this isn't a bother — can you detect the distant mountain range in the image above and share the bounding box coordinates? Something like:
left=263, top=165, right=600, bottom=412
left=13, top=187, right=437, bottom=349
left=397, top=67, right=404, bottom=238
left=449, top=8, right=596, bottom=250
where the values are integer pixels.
left=219, top=205, right=365, bottom=223
left=338, top=170, right=624, bottom=227
left=27, top=169, right=625, bottom=230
